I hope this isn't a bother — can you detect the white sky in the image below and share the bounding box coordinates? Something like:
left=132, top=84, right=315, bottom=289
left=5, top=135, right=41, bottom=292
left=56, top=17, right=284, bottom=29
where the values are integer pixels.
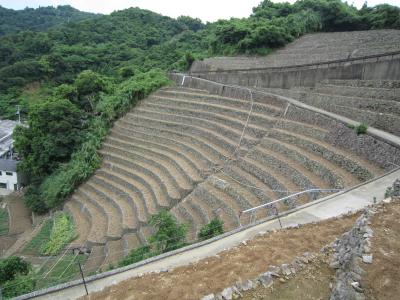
left=0, top=0, right=399, bottom=22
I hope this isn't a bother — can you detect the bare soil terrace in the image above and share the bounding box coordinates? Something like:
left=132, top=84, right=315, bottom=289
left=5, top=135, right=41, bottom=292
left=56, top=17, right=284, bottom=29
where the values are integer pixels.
left=83, top=213, right=359, bottom=300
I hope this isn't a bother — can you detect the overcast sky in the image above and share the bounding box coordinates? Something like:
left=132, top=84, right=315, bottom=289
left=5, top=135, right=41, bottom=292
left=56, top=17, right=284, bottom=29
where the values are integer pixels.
left=0, top=0, right=399, bottom=22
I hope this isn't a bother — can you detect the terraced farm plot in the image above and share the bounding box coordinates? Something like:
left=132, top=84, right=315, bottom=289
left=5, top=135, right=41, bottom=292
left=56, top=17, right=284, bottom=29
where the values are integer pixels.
left=0, top=207, right=9, bottom=235
left=192, top=30, right=400, bottom=71
left=62, top=84, right=393, bottom=272
left=259, top=79, right=400, bottom=137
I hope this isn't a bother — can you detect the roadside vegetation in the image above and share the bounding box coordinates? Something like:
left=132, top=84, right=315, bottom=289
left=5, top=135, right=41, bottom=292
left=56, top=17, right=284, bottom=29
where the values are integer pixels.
left=119, top=213, right=224, bottom=268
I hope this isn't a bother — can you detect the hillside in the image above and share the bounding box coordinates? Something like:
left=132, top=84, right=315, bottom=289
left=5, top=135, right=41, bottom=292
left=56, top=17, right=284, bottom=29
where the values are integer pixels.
left=0, top=5, right=99, bottom=36
left=1, top=1, right=400, bottom=298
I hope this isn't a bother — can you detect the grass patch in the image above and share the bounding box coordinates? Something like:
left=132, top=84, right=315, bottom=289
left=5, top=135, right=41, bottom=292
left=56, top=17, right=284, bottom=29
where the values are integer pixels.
left=23, top=219, right=52, bottom=255
left=0, top=208, right=9, bottom=235
left=39, top=212, right=76, bottom=256
left=35, top=254, right=86, bottom=289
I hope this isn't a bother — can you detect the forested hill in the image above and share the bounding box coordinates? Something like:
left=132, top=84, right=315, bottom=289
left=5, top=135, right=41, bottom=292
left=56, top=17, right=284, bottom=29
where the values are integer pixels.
left=0, top=5, right=99, bottom=36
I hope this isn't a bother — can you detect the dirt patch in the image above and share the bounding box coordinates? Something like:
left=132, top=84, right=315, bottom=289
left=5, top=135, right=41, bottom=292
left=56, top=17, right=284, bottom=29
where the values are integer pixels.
left=84, top=213, right=358, bottom=300
left=6, top=193, right=32, bottom=235
left=362, top=200, right=400, bottom=300
left=241, top=255, right=333, bottom=300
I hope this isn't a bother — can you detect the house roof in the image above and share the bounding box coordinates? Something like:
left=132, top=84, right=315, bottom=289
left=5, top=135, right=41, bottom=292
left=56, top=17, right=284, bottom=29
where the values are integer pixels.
left=0, top=159, right=17, bottom=172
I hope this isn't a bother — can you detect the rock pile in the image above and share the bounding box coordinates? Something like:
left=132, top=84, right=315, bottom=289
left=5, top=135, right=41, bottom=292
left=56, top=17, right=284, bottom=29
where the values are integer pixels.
left=329, top=209, right=375, bottom=300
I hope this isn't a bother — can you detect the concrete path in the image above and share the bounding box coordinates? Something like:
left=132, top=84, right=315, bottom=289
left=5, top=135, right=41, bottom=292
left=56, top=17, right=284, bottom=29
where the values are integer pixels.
left=24, top=168, right=400, bottom=300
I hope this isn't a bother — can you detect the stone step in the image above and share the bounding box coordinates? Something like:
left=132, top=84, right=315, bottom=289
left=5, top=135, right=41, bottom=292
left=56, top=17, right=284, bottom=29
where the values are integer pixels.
left=100, top=149, right=182, bottom=202
left=138, top=226, right=154, bottom=244
left=190, top=188, right=237, bottom=233
left=238, top=157, right=306, bottom=209
left=257, top=138, right=332, bottom=189
left=321, top=79, right=400, bottom=89
left=99, top=161, right=165, bottom=215
left=103, top=239, right=125, bottom=269
left=88, top=178, right=139, bottom=232
left=95, top=170, right=152, bottom=223
left=117, top=118, right=231, bottom=161
left=217, top=171, right=263, bottom=208
left=159, top=88, right=285, bottom=110
left=293, top=89, right=400, bottom=115
left=141, top=100, right=266, bottom=140
left=72, top=192, right=107, bottom=246
left=303, top=101, right=400, bottom=136
left=83, top=245, right=105, bottom=276
left=170, top=203, right=198, bottom=242
left=106, top=135, right=202, bottom=185
left=112, top=124, right=216, bottom=169
left=314, top=83, right=400, bottom=102
left=122, top=232, right=141, bottom=256
left=127, top=108, right=258, bottom=151
left=259, top=137, right=346, bottom=189
left=221, top=164, right=275, bottom=206
left=195, top=183, right=240, bottom=230
left=268, top=129, right=379, bottom=182
left=79, top=184, right=124, bottom=240
left=208, top=174, right=255, bottom=209
left=108, top=129, right=205, bottom=177
left=250, top=146, right=317, bottom=191
left=102, top=142, right=192, bottom=196
left=64, top=201, right=90, bottom=248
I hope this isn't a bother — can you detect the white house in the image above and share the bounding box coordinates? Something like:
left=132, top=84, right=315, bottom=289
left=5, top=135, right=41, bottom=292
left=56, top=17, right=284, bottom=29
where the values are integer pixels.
left=0, top=159, right=19, bottom=191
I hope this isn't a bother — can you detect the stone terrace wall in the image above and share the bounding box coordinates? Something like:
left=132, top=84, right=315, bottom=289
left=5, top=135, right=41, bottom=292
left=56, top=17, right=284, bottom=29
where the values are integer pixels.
left=170, top=74, right=400, bottom=171
left=190, top=55, right=400, bottom=89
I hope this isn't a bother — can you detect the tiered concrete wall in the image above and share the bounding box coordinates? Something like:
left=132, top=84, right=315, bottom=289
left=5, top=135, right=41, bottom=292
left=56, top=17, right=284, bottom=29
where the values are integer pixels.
left=190, top=55, right=400, bottom=89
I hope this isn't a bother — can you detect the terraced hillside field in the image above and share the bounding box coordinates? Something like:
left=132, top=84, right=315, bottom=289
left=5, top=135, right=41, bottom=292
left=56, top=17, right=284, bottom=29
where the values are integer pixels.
left=63, top=85, right=398, bottom=272
left=259, top=79, right=400, bottom=137
left=191, top=30, right=400, bottom=72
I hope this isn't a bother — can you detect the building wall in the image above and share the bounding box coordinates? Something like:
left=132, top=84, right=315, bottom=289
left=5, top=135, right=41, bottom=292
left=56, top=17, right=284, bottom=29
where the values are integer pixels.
left=0, top=170, right=18, bottom=190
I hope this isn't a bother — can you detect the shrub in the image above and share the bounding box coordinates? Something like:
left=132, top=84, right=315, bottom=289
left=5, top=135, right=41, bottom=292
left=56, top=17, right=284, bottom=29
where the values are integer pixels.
left=198, top=218, right=224, bottom=241
left=118, top=245, right=152, bottom=267
left=2, top=274, right=36, bottom=298
left=39, top=212, right=77, bottom=256
left=119, top=211, right=188, bottom=267
left=0, top=256, right=30, bottom=284
left=149, top=210, right=188, bottom=253
left=356, top=123, right=368, bottom=135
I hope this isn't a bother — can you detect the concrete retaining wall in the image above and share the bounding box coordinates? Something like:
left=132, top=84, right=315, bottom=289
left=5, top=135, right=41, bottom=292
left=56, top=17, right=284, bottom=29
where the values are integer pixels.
left=170, top=74, right=400, bottom=172
left=190, top=55, right=400, bottom=89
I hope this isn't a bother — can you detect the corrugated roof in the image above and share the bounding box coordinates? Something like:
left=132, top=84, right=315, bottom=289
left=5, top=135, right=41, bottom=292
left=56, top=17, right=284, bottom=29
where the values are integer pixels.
left=0, top=159, right=17, bottom=172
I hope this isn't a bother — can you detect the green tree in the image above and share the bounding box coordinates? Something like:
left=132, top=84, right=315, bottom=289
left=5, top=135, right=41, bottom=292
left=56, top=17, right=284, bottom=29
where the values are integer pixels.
left=149, top=210, right=188, bottom=253
left=14, top=97, right=85, bottom=179
left=198, top=218, right=224, bottom=241
left=0, top=256, right=30, bottom=284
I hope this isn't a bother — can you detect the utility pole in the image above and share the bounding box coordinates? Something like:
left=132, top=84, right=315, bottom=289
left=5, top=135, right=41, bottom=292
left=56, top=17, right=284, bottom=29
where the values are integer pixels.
left=78, top=260, right=89, bottom=296
left=72, top=247, right=91, bottom=296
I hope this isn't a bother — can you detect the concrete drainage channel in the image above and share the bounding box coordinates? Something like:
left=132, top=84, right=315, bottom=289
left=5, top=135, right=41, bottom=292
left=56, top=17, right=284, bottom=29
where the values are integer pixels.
left=14, top=168, right=400, bottom=300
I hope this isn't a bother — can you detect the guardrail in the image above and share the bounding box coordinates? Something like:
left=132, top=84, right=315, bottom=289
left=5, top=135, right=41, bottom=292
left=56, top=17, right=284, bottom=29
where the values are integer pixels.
left=239, top=189, right=342, bottom=227
left=190, top=50, right=400, bottom=74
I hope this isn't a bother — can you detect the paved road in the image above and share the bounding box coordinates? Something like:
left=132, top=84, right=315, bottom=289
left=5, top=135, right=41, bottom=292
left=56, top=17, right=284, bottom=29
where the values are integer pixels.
left=28, top=169, right=400, bottom=300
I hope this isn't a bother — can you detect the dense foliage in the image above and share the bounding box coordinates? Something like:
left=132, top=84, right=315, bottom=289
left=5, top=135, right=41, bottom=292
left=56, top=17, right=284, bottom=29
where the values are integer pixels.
left=119, top=210, right=188, bottom=267
left=198, top=218, right=225, bottom=241
left=0, top=0, right=398, bottom=212
left=0, top=5, right=98, bottom=36
left=0, top=256, right=36, bottom=298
